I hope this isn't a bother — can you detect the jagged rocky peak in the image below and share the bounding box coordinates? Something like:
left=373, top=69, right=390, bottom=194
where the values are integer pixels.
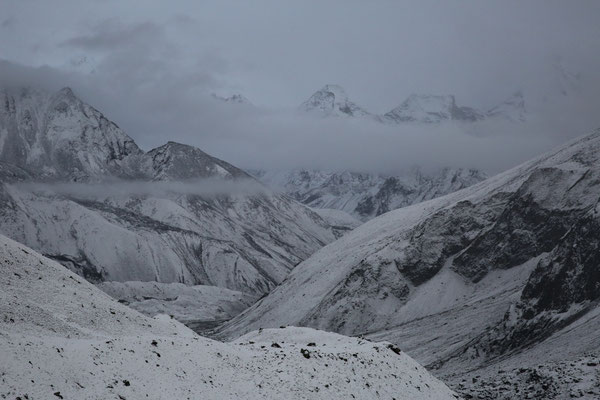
left=0, top=85, right=142, bottom=180
left=146, top=141, right=250, bottom=181
left=384, top=94, right=485, bottom=123
left=300, top=84, right=372, bottom=117
left=487, top=90, right=526, bottom=122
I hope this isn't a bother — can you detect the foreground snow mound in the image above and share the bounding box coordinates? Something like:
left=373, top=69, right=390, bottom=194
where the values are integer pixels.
left=0, top=234, right=459, bottom=400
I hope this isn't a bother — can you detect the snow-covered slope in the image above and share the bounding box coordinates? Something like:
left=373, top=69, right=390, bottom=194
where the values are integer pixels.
left=252, top=167, right=486, bottom=221
left=0, top=87, right=337, bottom=300
left=300, top=84, right=373, bottom=118
left=384, top=94, right=485, bottom=123
left=217, top=130, right=600, bottom=394
left=0, top=235, right=459, bottom=399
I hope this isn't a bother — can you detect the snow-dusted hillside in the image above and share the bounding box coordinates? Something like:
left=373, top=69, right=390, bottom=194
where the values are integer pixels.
left=0, top=234, right=459, bottom=400
left=217, top=130, right=600, bottom=395
left=0, top=87, right=338, bottom=302
left=252, top=167, right=486, bottom=221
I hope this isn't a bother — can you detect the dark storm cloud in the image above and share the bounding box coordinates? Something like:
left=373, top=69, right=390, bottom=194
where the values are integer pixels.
left=1, top=1, right=600, bottom=175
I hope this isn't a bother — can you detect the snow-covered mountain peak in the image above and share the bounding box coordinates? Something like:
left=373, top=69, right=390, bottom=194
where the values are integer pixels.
left=146, top=141, right=249, bottom=181
left=0, top=86, right=142, bottom=180
left=300, top=84, right=372, bottom=118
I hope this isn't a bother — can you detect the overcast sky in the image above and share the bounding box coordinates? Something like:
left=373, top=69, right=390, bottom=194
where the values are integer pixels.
left=2, top=0, right=600, bottom=173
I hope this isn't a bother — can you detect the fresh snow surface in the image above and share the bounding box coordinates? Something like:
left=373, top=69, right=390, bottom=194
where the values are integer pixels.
left=0, top=234, right=459, bottom=400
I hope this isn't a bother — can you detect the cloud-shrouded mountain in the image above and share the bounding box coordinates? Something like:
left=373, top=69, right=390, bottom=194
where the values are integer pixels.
left=217, top=130, right=600, bottom=397
left=0, top=234, right=459, bottom=399
left=299, top=84, right=529, bottom=124
left=300, top=84, right=373, bottom=118
left=383, top=94, right=485, bottom=123
left=212, top=93, right=253, bottom=105
left=486, top=91, right=527, bottom=122
left=252, top=167, right=486, bottom=221
left=0, top=86, right=338, bottom=313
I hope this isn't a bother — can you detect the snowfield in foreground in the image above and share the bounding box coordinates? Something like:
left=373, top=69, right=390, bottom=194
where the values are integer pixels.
left=0, top=234, right=458, bottom=400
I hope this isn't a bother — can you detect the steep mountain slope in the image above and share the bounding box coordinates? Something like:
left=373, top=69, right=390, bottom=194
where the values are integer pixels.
left=0, top=234, right=459, bottom=400
left=217, top=130, right=600, bottom=394
left=300, top=84, right=373, bottom=118
left=253, top=167, right=486, bottom=221
left=0, top=87, right=337, bottom=301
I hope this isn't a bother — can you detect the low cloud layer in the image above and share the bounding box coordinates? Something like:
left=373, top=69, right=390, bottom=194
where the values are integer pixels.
left=14, top=179, right=268, bottom=200
left=1, top=1, right=600, bottom=175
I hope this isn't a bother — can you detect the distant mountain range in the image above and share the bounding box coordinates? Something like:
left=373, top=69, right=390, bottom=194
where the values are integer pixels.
left=300, top=84, right=527, bottom=123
